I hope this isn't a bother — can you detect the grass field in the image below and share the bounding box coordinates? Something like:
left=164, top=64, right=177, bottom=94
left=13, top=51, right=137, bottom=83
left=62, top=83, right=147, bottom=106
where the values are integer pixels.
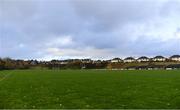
left=0, top=70, right=180, bottom=109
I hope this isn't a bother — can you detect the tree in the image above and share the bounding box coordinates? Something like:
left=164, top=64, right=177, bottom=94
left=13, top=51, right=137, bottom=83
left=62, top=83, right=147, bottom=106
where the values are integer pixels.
left=2, top=57, right=16, bottom=70
left=0, top=58, right=5, bottom=70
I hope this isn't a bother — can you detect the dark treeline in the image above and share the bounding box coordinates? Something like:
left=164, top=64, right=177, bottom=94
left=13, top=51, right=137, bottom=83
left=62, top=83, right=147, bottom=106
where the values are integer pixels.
left=1, top=55, right=180, bottom=70
left=0, top=58, right=108, bottom=70
left=0, top=58, right=32, bottom=70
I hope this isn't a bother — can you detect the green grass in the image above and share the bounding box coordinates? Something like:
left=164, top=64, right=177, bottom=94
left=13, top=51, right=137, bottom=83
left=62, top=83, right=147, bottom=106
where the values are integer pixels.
left=0, top=70, right=180, bottom=109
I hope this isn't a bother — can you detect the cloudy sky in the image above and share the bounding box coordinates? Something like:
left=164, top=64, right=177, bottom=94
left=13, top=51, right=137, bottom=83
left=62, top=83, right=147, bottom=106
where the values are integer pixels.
left=0, top=0, right=180, bottom=60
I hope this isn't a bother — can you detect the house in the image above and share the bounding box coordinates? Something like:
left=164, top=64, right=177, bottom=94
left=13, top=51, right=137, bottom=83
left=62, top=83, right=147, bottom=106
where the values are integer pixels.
left=152, top=56, right=166, bottom=62
left=60, top=61, right=68, bottom=65
left=124, top=57, right=135, bottom=63
left=170, top=55, right=180, bottom=62
left=29, top=60, right=38, bottom=65
left=59, top=60, right=71, bottom=65
left=111, top=58, right=123, bottom=63
left=73, top=59, right=81, bottom=62
left=137, top=56, right=149, bottom=62
left=93, top=60, right=102, bottom=64
left=81, top=59, right=92, bottom=63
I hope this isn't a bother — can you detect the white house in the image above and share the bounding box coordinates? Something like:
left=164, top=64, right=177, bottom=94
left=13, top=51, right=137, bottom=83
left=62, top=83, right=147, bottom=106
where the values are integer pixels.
left=152, top=56, right=166, bottom=62
left=170, top=55, right=180, bottom=62
left=93, top=60, right=102, bottom=64
left=60, top=61, right=68, bottom=65
left=81, top=59, right=92, bottom=63
left=124, top=57, right=135, bottom=63
left=30, top=60, right=38, bottom=65
left=111, top=58, right=122, bottom=63
left=137, top=56, right=149, bottom=62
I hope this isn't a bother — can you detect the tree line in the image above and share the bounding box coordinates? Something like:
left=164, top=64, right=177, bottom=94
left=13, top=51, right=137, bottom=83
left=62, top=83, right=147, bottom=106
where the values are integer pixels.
left=1, top=57, right=180, bottom=70
left=0, top=58, right=108, bottom=70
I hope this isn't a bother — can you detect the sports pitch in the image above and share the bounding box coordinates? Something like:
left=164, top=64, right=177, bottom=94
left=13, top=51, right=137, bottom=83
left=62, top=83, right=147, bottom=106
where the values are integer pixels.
left=0, top=70, right=180, bottom=109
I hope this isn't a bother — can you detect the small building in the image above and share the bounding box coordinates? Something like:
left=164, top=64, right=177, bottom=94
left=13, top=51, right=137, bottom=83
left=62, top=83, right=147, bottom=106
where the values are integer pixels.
left=81, top=59, right=92, bottom=63
left=170, top=55, right=180, bottom=62
left=30, top=60, right=38, bottom=65
left=111, top=58, right=123, bottom=63
left=59, top=60, right=70, bottom=65
left=73, top=59, right=81, bottom=63
left=137, top=56, right=149, bottom=62
left=93, top=60, right=102, bottom=64
left=124, top=57, right=135, bottom=63
left=60, top=61, right=68, bottom=65
left=152, top=56, right=166, bottom=62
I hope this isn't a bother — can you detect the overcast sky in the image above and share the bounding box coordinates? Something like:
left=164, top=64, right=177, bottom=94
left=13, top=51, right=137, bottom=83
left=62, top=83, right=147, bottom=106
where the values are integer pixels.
left=0, top=0, right=180, bottom=60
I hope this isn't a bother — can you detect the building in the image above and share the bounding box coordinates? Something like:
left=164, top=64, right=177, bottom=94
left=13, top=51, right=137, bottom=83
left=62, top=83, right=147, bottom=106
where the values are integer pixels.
left=111, top=58, right=123, bottom=63
left=124, top=57, right=135, bottom=63
left=81, top=59, right=92, bottom=63
left=93, top=60, right=102, bottom=64
left=170, top=55, right=180, bottom=62
left=60, top=61, right=68, bottom=65
left=152, top=56, right=166, bottom=62
left=137, top=56, right=149, bottom=62
left=29, top=60, right=38, bottom=65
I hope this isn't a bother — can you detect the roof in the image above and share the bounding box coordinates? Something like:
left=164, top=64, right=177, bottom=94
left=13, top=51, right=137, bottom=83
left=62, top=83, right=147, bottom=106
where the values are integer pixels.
left=112, top=58, right=122, bottom=60
left=81, top=59, right=92, bottom=61
left=170, top=55, right=180, bottom=58
left=138, top=56, right=149, bottom=59
left=153, top=56, right=165, bottom=59
left=124, top=57, right=135, bottom=60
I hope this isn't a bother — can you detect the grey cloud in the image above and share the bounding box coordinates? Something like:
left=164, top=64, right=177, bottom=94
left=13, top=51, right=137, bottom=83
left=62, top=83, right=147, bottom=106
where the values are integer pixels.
left=1, top=0, right=180, bottom=60
left=71, top=0, right=162, bottom=32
